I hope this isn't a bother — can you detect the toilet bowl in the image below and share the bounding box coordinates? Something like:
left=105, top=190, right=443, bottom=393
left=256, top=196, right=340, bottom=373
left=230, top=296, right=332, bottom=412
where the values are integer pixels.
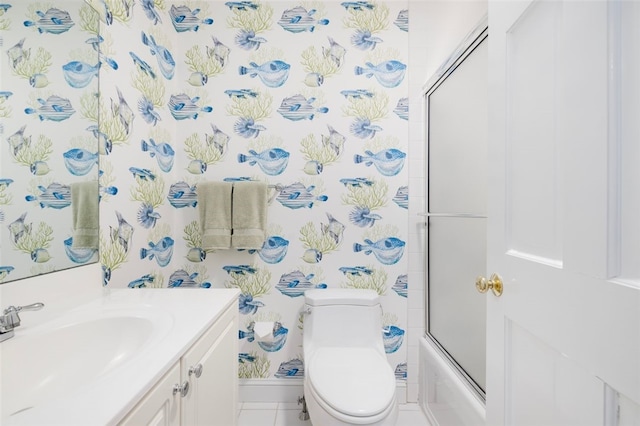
left=303, top=289, right=398, bottom=426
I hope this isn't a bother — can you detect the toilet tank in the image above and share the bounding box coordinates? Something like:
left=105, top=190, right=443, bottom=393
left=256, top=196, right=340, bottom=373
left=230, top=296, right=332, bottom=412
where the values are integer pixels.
left=303, top=289, right=385, bottom=352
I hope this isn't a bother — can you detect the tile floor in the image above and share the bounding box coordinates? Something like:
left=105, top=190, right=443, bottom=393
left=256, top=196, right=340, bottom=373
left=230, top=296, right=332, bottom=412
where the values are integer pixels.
left=238, top=402, right=431, bottom=426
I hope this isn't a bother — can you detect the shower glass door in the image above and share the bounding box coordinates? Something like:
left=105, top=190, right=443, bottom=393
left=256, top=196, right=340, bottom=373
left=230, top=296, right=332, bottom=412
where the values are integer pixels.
left=424, top=24, right=488, bottom=399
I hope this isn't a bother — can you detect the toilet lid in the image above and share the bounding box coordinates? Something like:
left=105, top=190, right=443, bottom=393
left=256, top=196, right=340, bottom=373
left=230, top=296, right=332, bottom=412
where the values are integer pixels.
left=307, top=347, right=395, bottom=418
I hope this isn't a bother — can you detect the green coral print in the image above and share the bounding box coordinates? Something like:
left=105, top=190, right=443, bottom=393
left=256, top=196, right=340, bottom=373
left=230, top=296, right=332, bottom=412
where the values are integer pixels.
left=0, top=97, right=12, bottom=118
left=225, top=266, right=271, bottom=298
left=183, top=133, right=225, bottom=166
left=341, top=177, right=388, bottom=210
left=341, top=265, right=387, bottom=295
left=131, top=68, right=165, bottom=108
left=342, top=1, right=389, bottom=33
left=299, top=221, right=341, bottom=262
left=185, top=45, right=224, bottom=77
left=238, top=351, right=271, bottom=379
left=11, top=47, right=52, bottom=82
left=99, top=229, right=128, bottom=275
left=80, top=91, right=99, bottom=123
left=226, top=89, right=272, bottom=121
left=79, top=2, right=100, bottom=33
left=342, top=88, right=388, bottom=121
left=129, top=168, right=164, bottom=208
left=12, top=134, right=53, bottom=174
left=227, top=1, right=273, bottom=33
left=11, top=222, right=53, bottom=260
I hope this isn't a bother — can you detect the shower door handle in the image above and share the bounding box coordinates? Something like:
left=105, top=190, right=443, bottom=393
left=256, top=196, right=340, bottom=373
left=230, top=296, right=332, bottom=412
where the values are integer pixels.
left=475, top=273, right=503, bottom=297
left=418, top=212, right=487, bottom=218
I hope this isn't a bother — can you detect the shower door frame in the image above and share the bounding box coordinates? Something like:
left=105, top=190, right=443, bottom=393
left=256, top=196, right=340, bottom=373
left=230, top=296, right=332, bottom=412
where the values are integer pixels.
left=422, top=17, right=489, bottom=405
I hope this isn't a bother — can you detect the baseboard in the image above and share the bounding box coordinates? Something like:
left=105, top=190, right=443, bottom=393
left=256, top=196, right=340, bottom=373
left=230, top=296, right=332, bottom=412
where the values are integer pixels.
left=240, top=379, right=408, bottom=405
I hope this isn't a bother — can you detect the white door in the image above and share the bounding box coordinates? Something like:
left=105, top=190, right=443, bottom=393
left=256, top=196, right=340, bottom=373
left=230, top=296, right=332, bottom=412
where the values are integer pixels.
left=487, top=1, right=640, bottom=424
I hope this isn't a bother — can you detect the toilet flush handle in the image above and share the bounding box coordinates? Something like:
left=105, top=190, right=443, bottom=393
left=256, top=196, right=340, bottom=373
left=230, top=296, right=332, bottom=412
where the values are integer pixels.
left=302, top=306, right=312, bottom=315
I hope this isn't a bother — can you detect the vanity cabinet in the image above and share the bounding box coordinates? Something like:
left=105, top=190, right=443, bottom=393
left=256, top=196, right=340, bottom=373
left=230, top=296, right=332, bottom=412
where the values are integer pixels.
left=119, top=304, right=238, bottom=426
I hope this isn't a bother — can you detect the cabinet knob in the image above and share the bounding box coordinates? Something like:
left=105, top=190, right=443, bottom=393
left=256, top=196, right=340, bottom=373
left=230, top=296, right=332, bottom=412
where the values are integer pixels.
left=173, top=380, right=190, bottom=398
left=189, top=363, right=203, bottom=378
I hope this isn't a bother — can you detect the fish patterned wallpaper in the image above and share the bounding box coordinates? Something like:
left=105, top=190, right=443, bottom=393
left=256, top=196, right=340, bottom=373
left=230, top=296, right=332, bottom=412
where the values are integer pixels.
left=0, top=1, right=100, bottom=284
left=93, top=0, right=409, bottom=382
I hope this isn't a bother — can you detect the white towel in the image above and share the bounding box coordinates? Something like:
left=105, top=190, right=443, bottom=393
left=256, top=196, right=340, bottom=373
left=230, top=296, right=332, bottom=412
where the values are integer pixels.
left=231, top=181, right=267, bottom=249
left=198, top=181, right=233, bottom=250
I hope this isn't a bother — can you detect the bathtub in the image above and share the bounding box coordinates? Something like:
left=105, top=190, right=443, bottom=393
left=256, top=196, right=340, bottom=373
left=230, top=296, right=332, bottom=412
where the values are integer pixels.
left=419, top=336, right=485, bottom=426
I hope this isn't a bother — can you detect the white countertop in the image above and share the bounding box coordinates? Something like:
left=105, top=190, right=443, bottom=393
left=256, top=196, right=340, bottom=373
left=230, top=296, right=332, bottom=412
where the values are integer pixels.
left=1, top=287, right=239, bottom=426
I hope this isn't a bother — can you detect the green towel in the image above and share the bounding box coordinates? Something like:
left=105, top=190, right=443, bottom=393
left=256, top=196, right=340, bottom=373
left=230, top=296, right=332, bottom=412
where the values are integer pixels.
left=198, top=181, right=233, bottom=250
left=232, top=181, right=267, bottom=249
left=70, top=181, right=99, bottom=249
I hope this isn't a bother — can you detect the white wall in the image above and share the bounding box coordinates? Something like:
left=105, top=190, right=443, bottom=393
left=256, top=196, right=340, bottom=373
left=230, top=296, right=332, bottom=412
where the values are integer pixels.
left=407, top=0, right=487, bottom=405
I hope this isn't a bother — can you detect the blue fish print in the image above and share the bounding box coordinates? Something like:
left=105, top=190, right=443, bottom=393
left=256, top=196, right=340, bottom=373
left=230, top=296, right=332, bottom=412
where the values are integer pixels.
left=169, top=5, right=213, bottom=32
left=354, top=149, right=406, bottom=176
left=110, top=211, right=134, bottom=253
left=355, top=60, right=406, bottom=88
left=239, top=60, right=290, bottom=88
left=278, top=6, right=329, bottom=33
left=238, top=293, right=264, bottom=315
left=7, top=213, right=30, bottom=243
left=256, top=236, right=288, bottom=264
left=25, top=96, right=75, bottom=122
left=341, top=1, right=374, bottom=10
left=111, top=87, right=133, bottom=135
left=393, top=97, right=409, bottom=120
left=225, top=1, right=258, bottom=10
left=395, top=362, right=408, bottom=380
left=62, top=61, right=100, bottom=88
left=128, top=274, right=155, bottom=288
left=25, top=183, right=71, bottom=209
left=349, top=206, right=382, bottom=227
left=223, top=264, right=257, bottom=275
left=168, top=94, right=212, bottom=120
left=239, top=353, right=256, bottom=363
left=24, top=8, right=74, bottom=34
left=99, top=184, right=118, bottom=201
left=169, top=269, right=211, bottom=288
left=340, top=89, right=374, bottom=99
left=394, top=9, right=409, bottom=32
left=382, top=325, right=405, bottom=353
left=208, top=36, right=230, bottom=67
left=224, top=89, right=258, bottom=99
left=98, top=0, right=113, bottom=25
left=63, top=238, right=97, bottom=264
left=239, top=321, right=288, bottom=352
left=350, top=118, right=382, bottom=139
left=223, top=177, right=253, bottom=182
left=31, top=248, right=51, bottom=263
left=237, top=148, right=290, bottom=176
left=129, top=52, right=156, bottom=79
left=338, top=266, right=373, bottom=276
left=275, top=358, right=304, bottom=378
left=351, top=30, right=383, bottom=50
left=167, top=181, right=197, bottom=208
left=276, top=270, right=326, bottom=297
left=234, top=117, right=266, bottom=138
left=275, top=183, right=328, bottom=209
left=206, top=124, right=229, bottom=156
left=87, top=125, right=113, bottom=155
left=321, top=213, right=345, bottom=244
left=277, top=95, right=328, bottom=121
left=0, top=179, right=14, bottom=189
left=7, top=125, right=30, bottom=155
left=186, top=247, right=206, bottom=262
left=353, top=237, right=405, bottom=265
left=0, top=4, right=12, bottom=14
left=137, top=202, right=161, bottom=228
left=392, top=274, right=408, bottom=298
left=235, top=30, right=267, bottom=50
left=0, top=91, right=12, bottom=100
left=63, top=148, right=98, bottom=176
left=339, top=177, right=374, bottom=188
left=0, top=266, right=14, bottom=281
left=138, top=96, right=161, bottom=125
left=140, top=236, right=174, bottom=267
left=323, top=37, right=346, bottom=67
left=129, top=167, right=156, bottom=181
left=141, top=138, right=175, bottom=172
left=29, top=161, right=50, bottom=176
left=141, top=32, right=175, bottom=80
left=392, top=186, right=408, bottom=209
left=140, top=0, right=162, bottom=24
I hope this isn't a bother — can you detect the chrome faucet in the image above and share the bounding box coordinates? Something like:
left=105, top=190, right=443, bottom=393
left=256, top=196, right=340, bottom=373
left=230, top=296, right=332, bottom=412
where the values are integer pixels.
left=0, top=302, right=44, bottom=342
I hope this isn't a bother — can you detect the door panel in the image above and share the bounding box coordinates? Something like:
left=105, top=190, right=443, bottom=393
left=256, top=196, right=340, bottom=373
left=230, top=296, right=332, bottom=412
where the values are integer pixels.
left=487, top=0, right=640, bottom=424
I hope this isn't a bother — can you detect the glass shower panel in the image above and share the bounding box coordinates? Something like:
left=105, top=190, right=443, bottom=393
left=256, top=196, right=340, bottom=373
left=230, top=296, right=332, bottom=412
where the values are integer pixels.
left=425, top=29, right=488, bottom=396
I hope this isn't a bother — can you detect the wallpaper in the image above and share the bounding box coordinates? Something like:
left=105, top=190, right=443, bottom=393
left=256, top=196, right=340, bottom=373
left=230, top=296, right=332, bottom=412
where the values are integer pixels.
left=0, top=1, right=100, bottom=284
left=93, top=0, right=409, bottom=382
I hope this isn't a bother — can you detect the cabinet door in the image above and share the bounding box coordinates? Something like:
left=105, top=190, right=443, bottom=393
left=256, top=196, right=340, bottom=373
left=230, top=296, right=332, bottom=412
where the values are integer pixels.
left=182, top=305, right=238, bottom=426
left=119, top=362, right=180, bottom=426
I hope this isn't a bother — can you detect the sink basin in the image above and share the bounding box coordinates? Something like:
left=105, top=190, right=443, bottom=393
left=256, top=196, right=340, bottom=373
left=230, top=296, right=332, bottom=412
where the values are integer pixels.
left=1, top=306, right=173, bottom=418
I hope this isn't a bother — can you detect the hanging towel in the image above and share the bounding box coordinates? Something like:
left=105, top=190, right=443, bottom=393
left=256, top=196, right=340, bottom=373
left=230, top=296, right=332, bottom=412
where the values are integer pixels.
left=198, top=181, right=233, bottom=250
left=232, top=181, right=267, bottom=249
left=70, top=181, right=99, bottom=249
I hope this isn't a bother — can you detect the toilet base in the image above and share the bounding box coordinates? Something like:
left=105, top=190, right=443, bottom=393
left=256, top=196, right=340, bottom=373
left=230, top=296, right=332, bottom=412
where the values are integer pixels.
left=304, top=381, right=398, bottom=426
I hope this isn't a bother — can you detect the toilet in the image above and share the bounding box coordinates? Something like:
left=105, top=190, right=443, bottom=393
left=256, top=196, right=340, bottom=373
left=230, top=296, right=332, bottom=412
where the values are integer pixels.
left=303, top=288, right=398, bottom=426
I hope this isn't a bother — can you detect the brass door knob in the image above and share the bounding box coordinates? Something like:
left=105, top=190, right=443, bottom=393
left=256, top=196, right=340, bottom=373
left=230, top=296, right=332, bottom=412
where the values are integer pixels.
left=475, top=273, right=503, bottom=297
